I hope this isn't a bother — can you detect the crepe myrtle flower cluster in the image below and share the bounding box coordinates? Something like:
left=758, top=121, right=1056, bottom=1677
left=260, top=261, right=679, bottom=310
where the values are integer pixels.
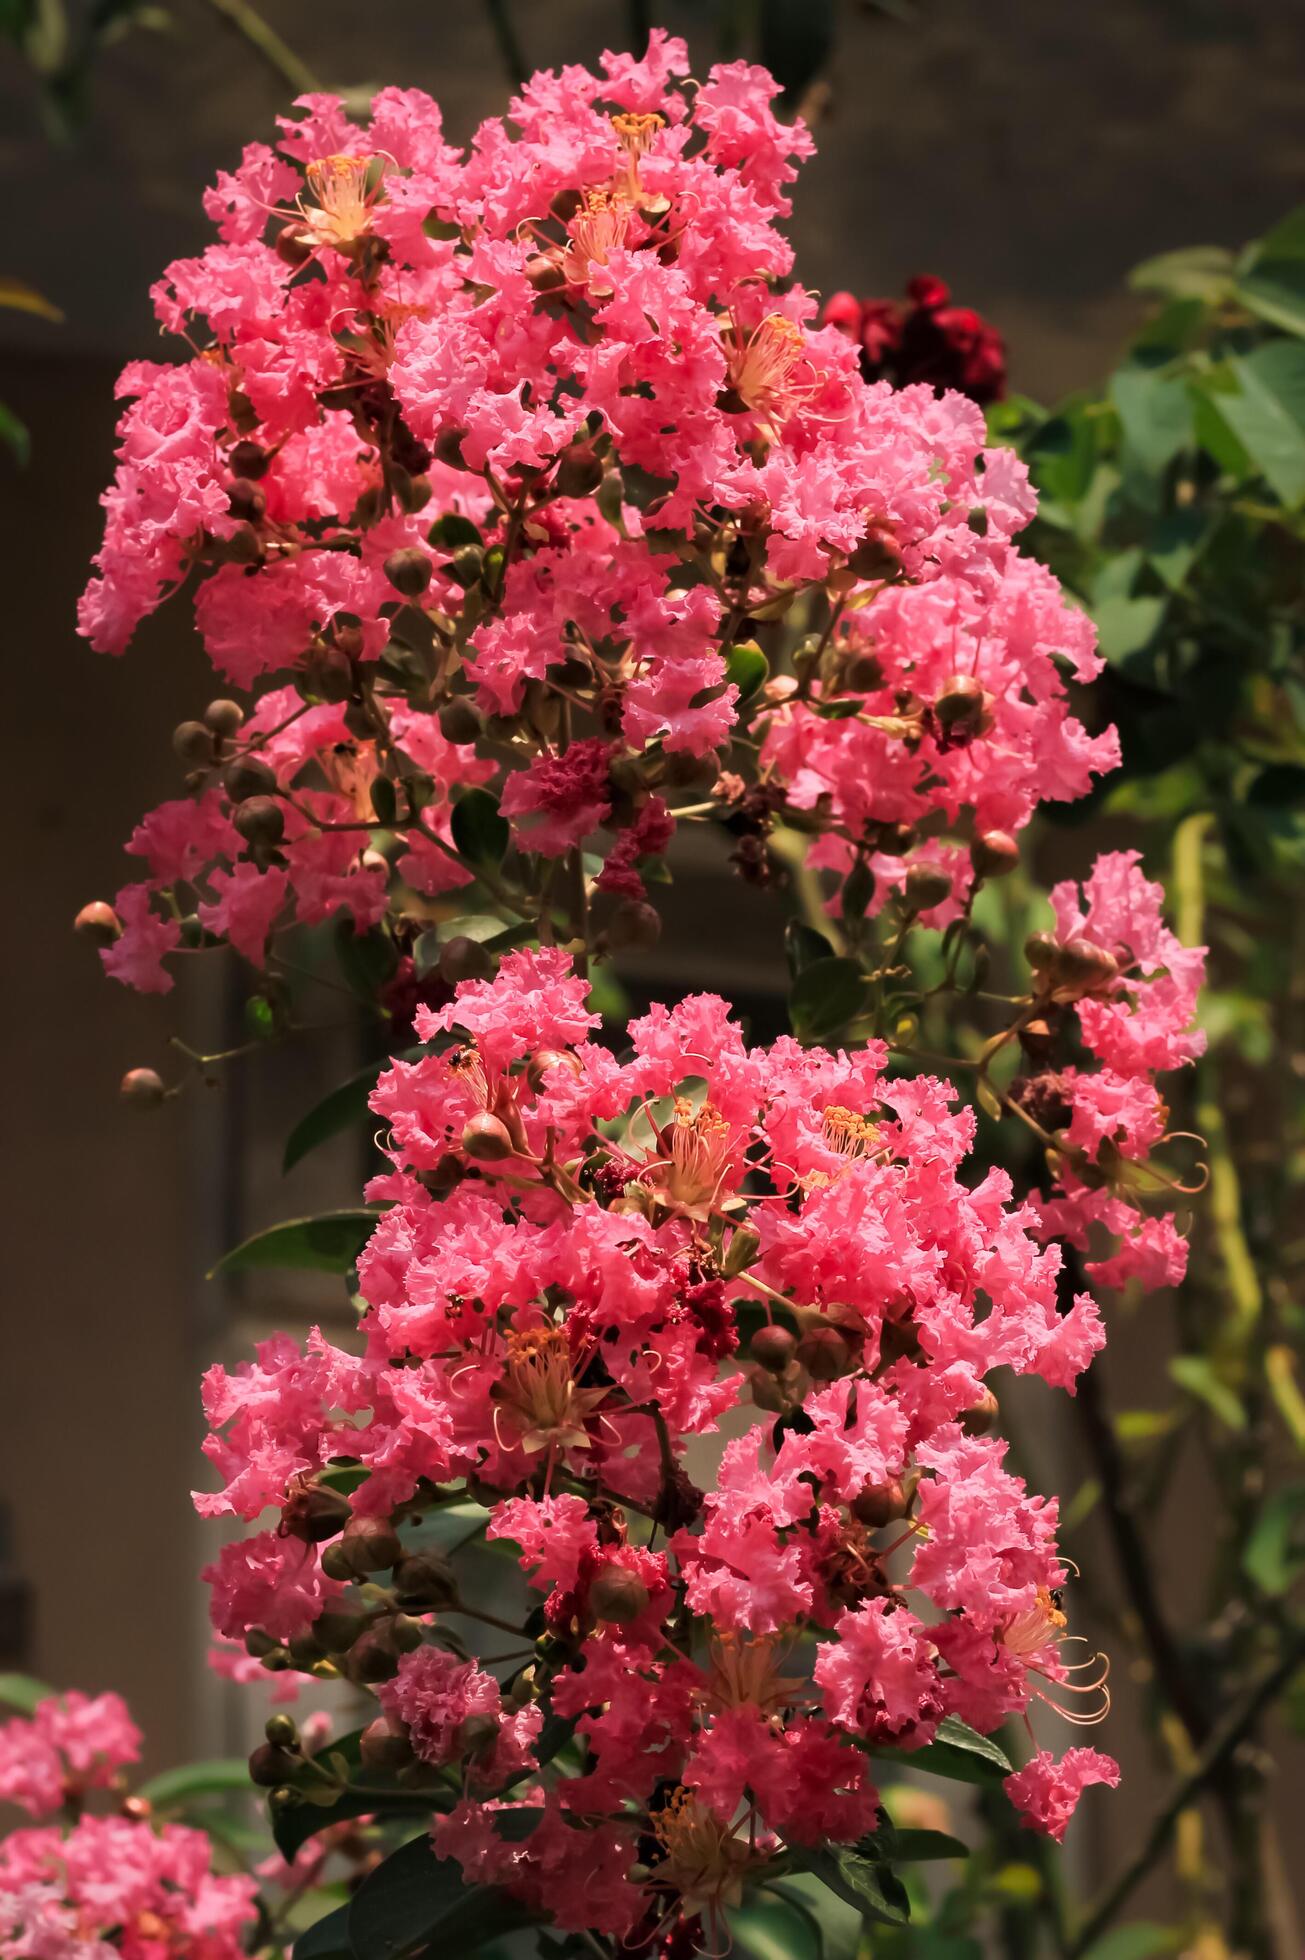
left=194, top=948, right=1122, bottom=1940
left=76, top=34, right=1113, bottom=996
left=0, top=1693, right=255, bottom=1960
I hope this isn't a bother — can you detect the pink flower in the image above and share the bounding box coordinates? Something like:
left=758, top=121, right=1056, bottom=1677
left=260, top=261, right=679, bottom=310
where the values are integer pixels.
left=1004, top=1746, right=1120, bottom=1840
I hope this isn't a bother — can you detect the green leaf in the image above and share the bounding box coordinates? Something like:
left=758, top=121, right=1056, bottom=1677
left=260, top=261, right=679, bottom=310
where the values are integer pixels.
left=784, top=919, right=835, bottom=979
left=1242, top=1483, right=1305, bottom=1595
left=346, top=1831, right=537, bottom=1960
left=0, top=402, right=29, bottom=467
left=271, top=1731, right=438, bottom=1862
left=1128, top=243, right=1236, bottom=303
left=879, top=1715, right=1011, bottom=1785
left=136, top=1759, right=252, bottom=1809
left=0, top=1672, right=53, bottom=1714
left=334, top=921, right=398, bottom=1000
left=725, top=640, right=769, bottom=704
left=427, top=511, right=482, bottom=551
left=1078, top=1925, right=1182, bottom=1960
left=293, top=1903, right=353, bottom=1960
left=1110, top=366, right=1193, bottom=477
left=731, top=1892, right=822, bottom=1960
left=209, top=1209, right=383, bottom=1279
left=1237, top=206, right=1305, bottom=336
left=1206, top=343, right=1305, bottom=504
left=889, top=1828, right=969, bottom=1861
left=788, top=956, right=865, bottom=1045
left=451, top=788, right=509, bottom=868
left=791, top=1843, right=909, bottom=1927
left=1169, top=1354, right=1247, bottom=1430
left=283, top=1058, right=412, bottom=1174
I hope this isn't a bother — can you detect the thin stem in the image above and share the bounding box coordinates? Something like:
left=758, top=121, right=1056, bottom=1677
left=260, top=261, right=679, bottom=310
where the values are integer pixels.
left=483, top=0, right=527, bottom=89
left=199, top=0, right=321, bottom=94
left=1067, top=1629, right=1305, bottom=1955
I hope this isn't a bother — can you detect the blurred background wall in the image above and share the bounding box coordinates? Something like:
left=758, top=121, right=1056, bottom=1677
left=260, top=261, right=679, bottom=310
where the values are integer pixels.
left=2, top=0, right=1304, bottom=1912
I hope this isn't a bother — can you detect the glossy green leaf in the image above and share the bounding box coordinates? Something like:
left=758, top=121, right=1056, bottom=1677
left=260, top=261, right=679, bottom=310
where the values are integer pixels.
left=271, top=1730, right=439, bottom=1861
left=136, top=1759, right=252, bottom=1808
left=0, top=402, right=29, bottom=467
left=784, top=919, right=835, bottom=979
left=1169, top=1354, right=1246, bottom=1430
left=283, top=1056, right=421, bottom=1174
left=346, top=1830, right=537, bottom=1960
left=1207, top=343, right=1305, bottom=504
left=791, top=1843, right=909, bottom=1926
left=1242, top=1483, right=1305, bottom=1595
left=334, top=921, right=399, bottom=1000
left=725, top=640, right=769, bottom=704
left=731, top=1891, right=822, bottom=1960
left=789, top=956, right=865, bottom=1045
left=1110, top=367, right=1193, bottom=477
left=889, top=1827, right=969, bottom=1860
left=208, top=1209, right=383, bottom=1279
left=1237, top=206, right=1305, bottom=336
left=427, top=511, right=482, bottom=551
left=451, top=788, right=509, bottom=867
left=1078, top=1924, right=1182, bottom=1960
left=0, top=1673, right=53, bottom=1714
left=292, top=1903, right=353, bottom=1960
left=879, top=1715, right=1011, bottom=1785
left=1128, top=243, right=1236, bottom=303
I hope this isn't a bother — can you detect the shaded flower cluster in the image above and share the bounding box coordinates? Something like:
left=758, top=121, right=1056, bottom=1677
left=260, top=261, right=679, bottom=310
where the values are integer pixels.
left=197, top=949, right=1118, bottom=1939
left=823, top=277, right=1008, bottom=406
left=0, top=1696, right=255, bottom=1960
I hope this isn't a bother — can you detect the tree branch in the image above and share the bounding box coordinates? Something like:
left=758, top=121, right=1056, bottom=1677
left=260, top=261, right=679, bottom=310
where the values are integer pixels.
left=199, top=0, right=321, bottom=95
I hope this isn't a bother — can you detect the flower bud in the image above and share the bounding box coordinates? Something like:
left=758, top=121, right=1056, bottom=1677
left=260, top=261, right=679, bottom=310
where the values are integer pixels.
left=281, top=1479, right=350, bottom=1544
left=248, top=1742, right=299, bottom=1787
left=227, top=476, right=266, bottom=522
left=391, top=1614, right=426, bottom=1653
left=748, top=1360, right=798, bottom=1412
left=1054, top=937, right=1119, bottom=995
left=933, top=674, right=990, bottom=735
left=722, top=1225, right=761, bottom=1277
left=434, top=426, right=468, bottom=469
left=393, top=1551, right=458, bottom=1610
left=400, top=473, right=433, bottom=513
left=264, top=1713, right=299, bottom=1749
left=229, top=441, right=269, bottom=480
left=606, top=901, right=661, bottom=952
left=312, top=1608, right=369, bottom=1652
left=341, top=1513, right=403, bottom=1573
left=383, top=547, right=433, bottom=597
left=848, top=521, right=903, bottom=582
left=439, top=936, right=495, bottom=986
left=120, top=1067, right=165, bottom=1107
left=223, top=755, right=277, bottom=803
left=438, top=697, right=483, bottom=745
left=555, top=441, right=604, bottom=499
left=589, top=1562, right=649, bottom=1626
left=446, top=544, right=484, bottom=587
left=462, top=1112, right=515, bottom=1162
left=526, top=1048, right=584, bottom=1091
left=823, top=290, right=863, bottom=336
left=359, top=1715, right=415, bottom=1773
left=960, top=1384, right=999, bottom=1436
left=526, top=251, right=567, bottom=293
left=903, top=864, right=952, bottom=912
left=843, top=650, right=884, bottom=694
left=172, top=719, right=214, bottom=768
left=455, top=1713, right=501, bottom=1762
left=850, top=1479, right=909, bottom=1529
left=233, top=797, right=285, bottom=848
left=347, top=1630, right=401, bottom=1684
left=204, top=698, right=244, bottom=738
left=750, top=1323, right=797, bottom=1372
left=970, top=830, right=1019, bottom=879
left=796, top=1324, right=856, bottom=1381
left=275, top=223, right=313, bottom=267
left=75, top=901, right=121, bottom=945
left=1024, top=930, right=1058, bottom=971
